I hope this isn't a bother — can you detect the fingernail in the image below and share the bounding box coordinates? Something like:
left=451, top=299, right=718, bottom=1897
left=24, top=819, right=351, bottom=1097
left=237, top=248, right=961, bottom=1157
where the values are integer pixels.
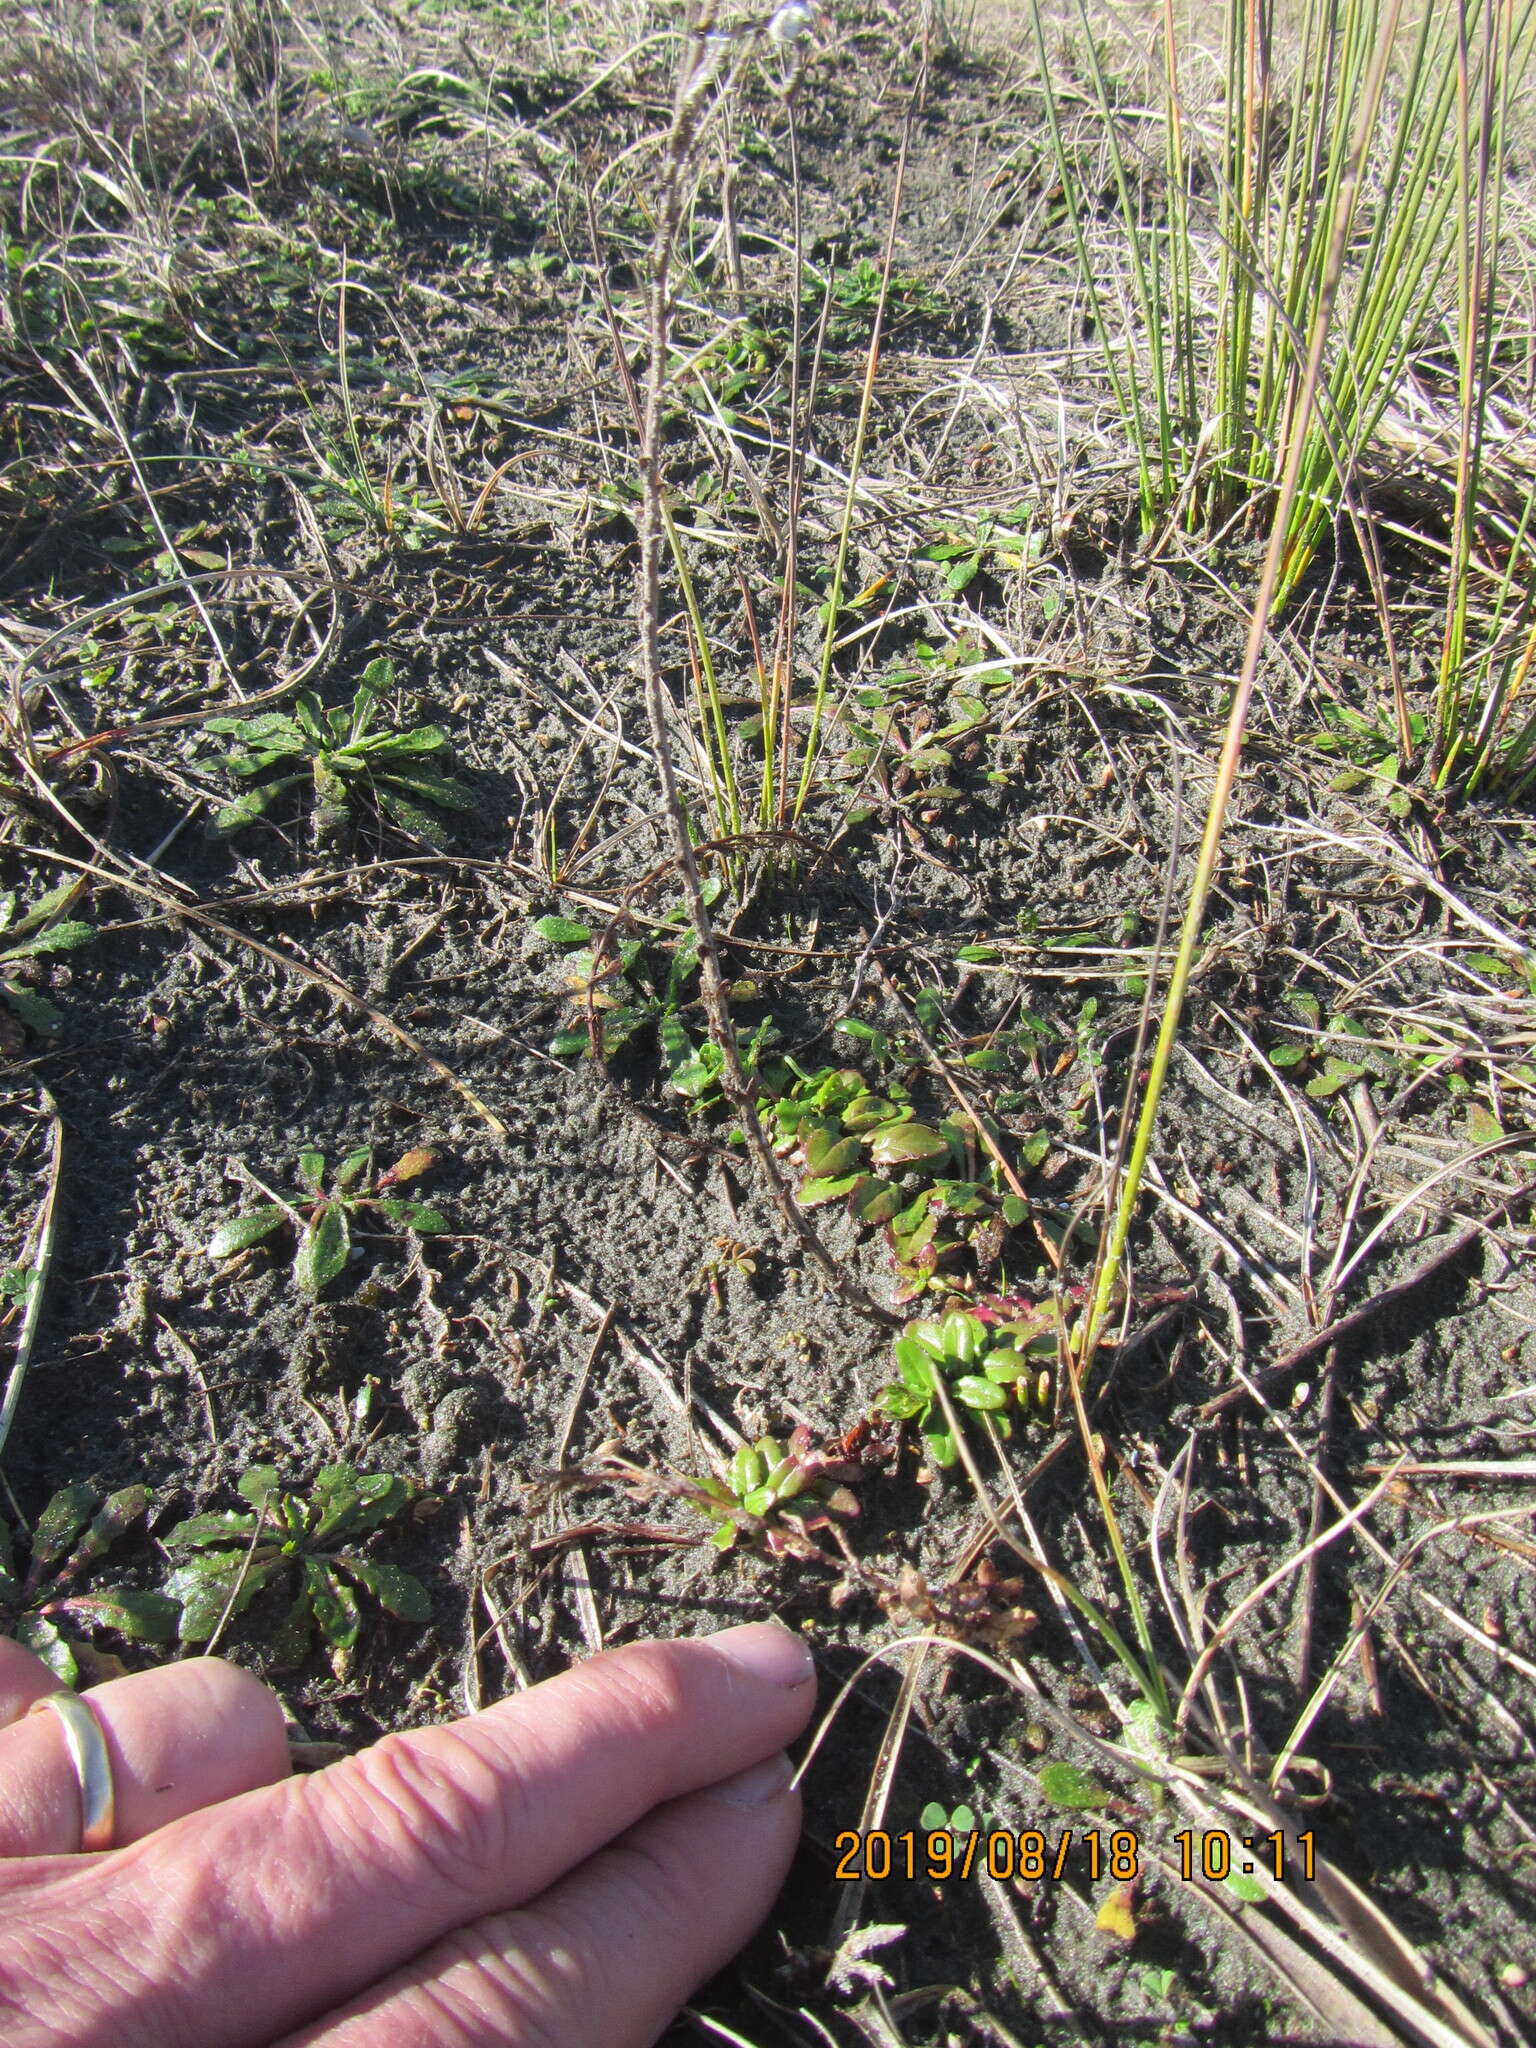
left=708, top=1751, right=795, bottom=1807
left=707, top=1621, right=816, bottom=1689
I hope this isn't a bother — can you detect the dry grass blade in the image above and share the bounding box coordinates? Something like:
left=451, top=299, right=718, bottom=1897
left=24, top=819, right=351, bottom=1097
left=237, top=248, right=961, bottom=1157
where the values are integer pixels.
left=0, top=1088, right=63, bottom=1467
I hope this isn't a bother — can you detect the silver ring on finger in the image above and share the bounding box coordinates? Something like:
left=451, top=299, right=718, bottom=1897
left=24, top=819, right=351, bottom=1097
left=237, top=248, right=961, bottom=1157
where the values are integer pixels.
left=29, top=1691, right=116, bottom=1853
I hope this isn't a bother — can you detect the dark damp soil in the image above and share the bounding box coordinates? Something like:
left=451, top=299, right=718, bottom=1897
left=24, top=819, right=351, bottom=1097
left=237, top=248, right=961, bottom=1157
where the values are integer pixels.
left=2, top=3, right=1535, bottom=2043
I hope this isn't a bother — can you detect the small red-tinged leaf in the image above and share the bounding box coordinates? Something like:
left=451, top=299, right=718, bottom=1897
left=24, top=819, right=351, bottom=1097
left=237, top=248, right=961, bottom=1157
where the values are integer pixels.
left=805, top=1127, right=861, bottom=1177
left=163, top=1509, right=262, bottom=1549
left=54, top=1589, right=180, bottom=1643
left=337, top=1556, right=432, bottom=1623
left=1305, top=1060, right=1366, bottom=1099
left=866, top=1121, right=950, bottom=1167
left=335, top=1147, right=373, bottom=1192
left=64, top=1486, right=152, bottom=1574
left=296, top=1204, right=349, bottom=1295
left=374, top=1200, right=450, bottom=1233
left=849, top=1175, right=904, bottom=1225
left=377, top=1147, right=436, bottom=1188
left=207, top=1207, right=288, bottom=1260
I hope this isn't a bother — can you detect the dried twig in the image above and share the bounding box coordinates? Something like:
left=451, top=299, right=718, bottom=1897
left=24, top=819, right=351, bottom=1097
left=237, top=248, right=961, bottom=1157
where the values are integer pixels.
left=627, top=19, right=894, bottom=1328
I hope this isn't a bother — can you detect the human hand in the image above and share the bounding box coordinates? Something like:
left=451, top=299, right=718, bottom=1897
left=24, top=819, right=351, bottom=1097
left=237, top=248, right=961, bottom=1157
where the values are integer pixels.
left=0, top=1620, right=817, bottom=2046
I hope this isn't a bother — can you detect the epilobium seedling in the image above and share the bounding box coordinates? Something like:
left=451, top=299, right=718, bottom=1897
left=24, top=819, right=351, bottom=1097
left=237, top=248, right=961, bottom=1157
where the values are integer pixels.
left=162, top=1463, right=430, bottom=1675
left=0, top=1484, right=178, bottom=1684
left=0, top=884, right=95, bottom=1046
left=206, top=1145, right=448, bottom=1297
left=208, top=658, right=472, bottom=844
left=533, top=908, right=776, bottom=1102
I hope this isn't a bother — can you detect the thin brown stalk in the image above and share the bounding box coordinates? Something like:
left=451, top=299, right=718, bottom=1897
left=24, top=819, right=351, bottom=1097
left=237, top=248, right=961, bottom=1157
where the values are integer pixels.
left=631, top=14, right=894, bottom=1327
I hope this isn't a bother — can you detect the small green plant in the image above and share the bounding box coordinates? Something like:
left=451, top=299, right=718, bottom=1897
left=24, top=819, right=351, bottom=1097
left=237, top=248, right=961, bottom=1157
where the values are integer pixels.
left=1314, top=700, right=1426, bottom=813
left=162, top=1464, right=431, bottom=1674
left=0, top=1484, right=178, bottom=1684
left=815, top=257, right=943, bottom=342
left=207, top=658, right=472, bottom=844
left=758, top=1036, right=1031, bottom=1298
left=919, top=1799, right=978, bottom=1836
left=0, top=884, right=95, bottom=1042
left=686, top=1427, right=860, bottom=1556
left=679, top=319, right=784, bottom=418
left=533, top=909, right=776, bottom=1099
left=205, top=1145, right=448, bottom=1296
left=876, top=1308, right=1059, bottom=1468
left=916, top=507, right=1041, bottom=593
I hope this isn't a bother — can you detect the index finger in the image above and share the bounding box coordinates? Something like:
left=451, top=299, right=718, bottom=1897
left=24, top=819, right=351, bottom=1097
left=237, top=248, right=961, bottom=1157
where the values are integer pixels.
left=0, top=1622, right=817, bottom=2048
